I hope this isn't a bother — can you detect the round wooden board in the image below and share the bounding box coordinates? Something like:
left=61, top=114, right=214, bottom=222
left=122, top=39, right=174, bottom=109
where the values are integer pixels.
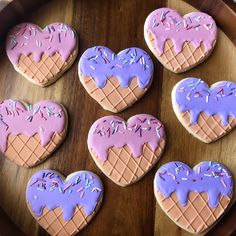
left=0, top=0, right=235, bottom=236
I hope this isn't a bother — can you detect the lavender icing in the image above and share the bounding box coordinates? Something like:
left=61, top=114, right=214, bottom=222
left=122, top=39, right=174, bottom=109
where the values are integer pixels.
left=155, top=161, right=233, bottom=208
left=174, top=78, right=236, bottom=125
left=79, top=46, right=154, bottom=88
left=26, top=170, right=103, bottom=221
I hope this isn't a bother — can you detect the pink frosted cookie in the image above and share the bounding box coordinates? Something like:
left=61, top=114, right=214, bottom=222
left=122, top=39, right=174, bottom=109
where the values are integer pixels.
left=144, top=8, right=217, bottom=73
left=88, top=114, right=166, bottom=186
left=0, top=99, right=67, bottom=167
left=26, top=169, right=103, bottom=235
left=6, top=23, right=78, bottom=87
left=154, top=161, right=233, bottom=233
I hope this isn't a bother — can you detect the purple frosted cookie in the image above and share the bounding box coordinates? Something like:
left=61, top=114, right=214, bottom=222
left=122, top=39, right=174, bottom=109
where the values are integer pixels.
left=154, top=161, right=233, bottom=234
left=172, top=78, right=236, bottom=143
left=26, top=169, right=103, bottom=235
left=78, top=46, right=154, bottom=113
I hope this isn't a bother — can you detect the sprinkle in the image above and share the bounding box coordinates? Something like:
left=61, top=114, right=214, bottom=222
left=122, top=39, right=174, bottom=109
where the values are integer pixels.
left=187, top=92, right=191, bottom=101
left=83, top=173, right=86, bottom=180
left=75, top=176, right=81, bottom=184
left=80, top=192, right=85, bottom=198
left=183, top=19, right=187, bottom=28
left=198, top=167, right=201, bottom=174
left=167, top=172, right=176, bottom=180
left=104, top=50, right=108, bottom=57
left=26, top=115, right=33, bottom=122
left=90, top=65, right=95, bottom=70
left=181, top=178, right=188, bottom=180
left=39, top=126, right=44, bottom=132
left=92, top=187, right=102, bottom=192
left=221, top=179, right=227, bottom=188
left=116, top=64, right=123, bottom=68
left=204, top=174, right=212, bottom=177
left=203, top=24, right=209, bottom=30
left=34, top=195, right=38, bottom=199
left=58, top=33, right=61, bottom=43
left=77, top=187, right=84, bottom=192
left=37, top=187, right=44, bottom=192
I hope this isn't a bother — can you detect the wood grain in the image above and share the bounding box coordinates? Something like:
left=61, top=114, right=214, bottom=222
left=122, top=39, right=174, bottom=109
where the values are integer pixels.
left=0, top=0, right=235, bottom=236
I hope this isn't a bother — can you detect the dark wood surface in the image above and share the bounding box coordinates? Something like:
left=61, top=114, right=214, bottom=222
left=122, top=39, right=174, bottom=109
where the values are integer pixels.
left=0, top=0, right=236, bottom=235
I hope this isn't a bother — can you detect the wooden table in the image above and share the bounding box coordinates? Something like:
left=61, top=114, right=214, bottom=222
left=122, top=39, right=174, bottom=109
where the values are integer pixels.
left=0, top=0, right=236, bottom=235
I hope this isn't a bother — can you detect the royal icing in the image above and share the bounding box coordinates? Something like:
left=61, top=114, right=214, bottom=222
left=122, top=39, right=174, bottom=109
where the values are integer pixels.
left=155, top=161, right=233, bottom=208
left=88, top=114, right=165, bottom=161
left=174, top=78, right=236, bottom=125
left=0, top=99, right=65, bottom=152
left=79, top=46, right=154, bottom=88
left=6, top=23, right=77, bottom=65
left=144, top=8, right=217, bottom=55
left=26, top=170, right=103, bottom=221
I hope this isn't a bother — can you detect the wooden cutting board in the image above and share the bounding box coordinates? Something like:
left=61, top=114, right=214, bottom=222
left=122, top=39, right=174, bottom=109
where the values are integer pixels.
left=0, top=0, right=235, bottom=235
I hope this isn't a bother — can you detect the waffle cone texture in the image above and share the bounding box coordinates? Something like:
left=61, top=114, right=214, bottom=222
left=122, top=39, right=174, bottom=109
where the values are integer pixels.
left=145, top=32, right=215, bottom=73
left=27, top=198, right=103, bottom=236
left=89, top=141, right=165, bottom=187
left=79, top=76, right=151, bottom=113
left=5, top=130, right=67, bottom=167
left=15, top=50, right=77, bottom=87
left=155, top=191, right=232, bottom=234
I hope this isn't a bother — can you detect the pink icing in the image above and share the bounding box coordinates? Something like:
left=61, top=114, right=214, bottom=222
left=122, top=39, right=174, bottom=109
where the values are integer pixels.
left=144, top=8, right=217, bottom=55
left=6, top=23, right=77, bottom=65
left=0, top=99, right=66, bottom=152
left=88, top=114, right=165, bottom=161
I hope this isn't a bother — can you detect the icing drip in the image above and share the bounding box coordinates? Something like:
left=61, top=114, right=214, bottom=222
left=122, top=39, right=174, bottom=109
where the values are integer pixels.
left=0, top=99, right=65, bottom=151
left=144, top=8, right=217, bottom=55
left=6, top=23, right=77, bottom=64
left=79, top=46, right=154, bottom=88
left=174, top=78, right=236, bottom=125
left=88, top=114, right=165, bottom=161
left=155, top=161, right=233, bottom=208
left=26, top=170, right=103, bottom=221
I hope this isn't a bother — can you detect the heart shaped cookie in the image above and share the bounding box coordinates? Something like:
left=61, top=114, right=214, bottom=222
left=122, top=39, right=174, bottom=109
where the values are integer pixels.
left=26, top=170, right=103, bottom=236
left=78, top=46, right=154, bottom=113
left=154, top=161, right=233, bottom=234
left=172, top=78, right=236, bottom=143
left=88, top=114, right=166, bottom=186
left=0, top=99, right=67, bottom=167
left=6, top=23, right=78, bottom=87
left=144, top=8, right=217, bottom=73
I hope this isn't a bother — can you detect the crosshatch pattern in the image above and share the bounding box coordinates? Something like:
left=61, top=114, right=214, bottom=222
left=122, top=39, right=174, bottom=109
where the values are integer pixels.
left=80, top=76, right=148, bottom=113
left=179, top=111, right=236, bottom=143
left=5, top=131, right=65, bottom=167
left=156, top=191, right=231, bottom=234
left=90, top=141, right=165, bottom=186
left=16, top=51, right=76, bottom=85
left=147, top=32, right=208, bottom=73
left=32, top=206, right=96, bottom=236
